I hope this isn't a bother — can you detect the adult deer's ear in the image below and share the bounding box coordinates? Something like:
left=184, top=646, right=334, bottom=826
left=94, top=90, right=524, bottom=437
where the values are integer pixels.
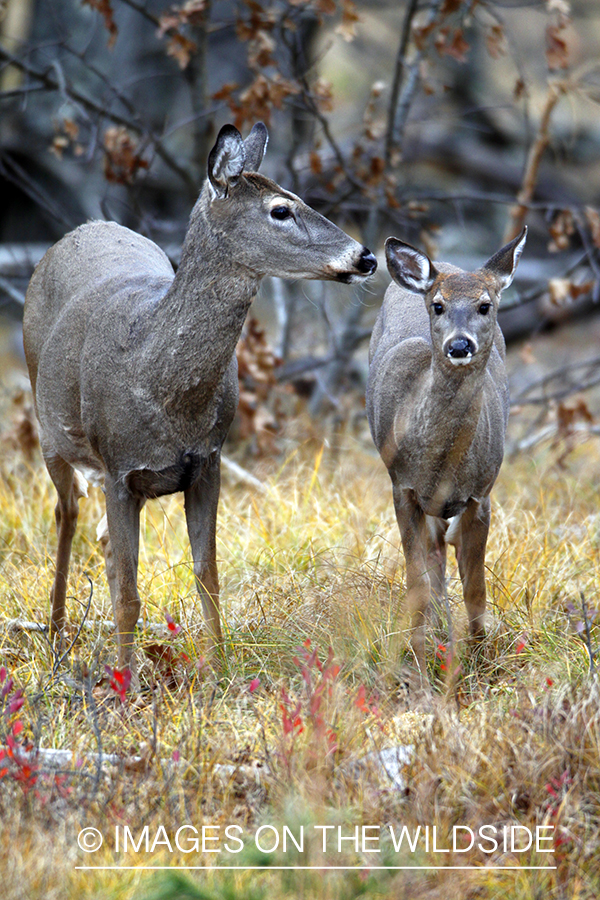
left=243, top=122, right=268, bottom=173
left=482, top=226, right=527, bottom=291
left=207, top=124, right=246, bottom=199
left=385, top=237, right=437, bottom=295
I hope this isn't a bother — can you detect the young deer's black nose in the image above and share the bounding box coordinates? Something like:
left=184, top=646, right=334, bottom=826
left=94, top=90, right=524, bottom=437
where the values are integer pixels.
left=357, top=248, right=377, bottom=275
left=446, top=337, right=475, bottom=359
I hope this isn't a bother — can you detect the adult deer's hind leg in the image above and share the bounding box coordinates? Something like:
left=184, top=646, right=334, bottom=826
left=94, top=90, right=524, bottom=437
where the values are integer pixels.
left=43, top=451, right=84, bottom=639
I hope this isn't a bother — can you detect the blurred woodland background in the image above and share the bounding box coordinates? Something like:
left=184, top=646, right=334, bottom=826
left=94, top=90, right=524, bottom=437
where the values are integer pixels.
left=0, top=0, right=600, bottom=455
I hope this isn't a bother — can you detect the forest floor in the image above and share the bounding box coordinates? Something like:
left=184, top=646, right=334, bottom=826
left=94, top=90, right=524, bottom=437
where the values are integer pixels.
left=0, top=317, right=599, bottom=900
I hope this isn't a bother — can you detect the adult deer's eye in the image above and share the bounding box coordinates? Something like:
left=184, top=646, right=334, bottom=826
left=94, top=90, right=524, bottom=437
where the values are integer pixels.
left=432, top=302, right=444, bottom=316
left=271, top=206, right=292, bottom=220
left=478, top=303, right=491, bottom=315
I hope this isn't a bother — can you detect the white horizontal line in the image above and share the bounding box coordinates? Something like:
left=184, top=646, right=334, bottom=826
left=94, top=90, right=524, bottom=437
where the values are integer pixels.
left=75, top=865, right=557, bottom=871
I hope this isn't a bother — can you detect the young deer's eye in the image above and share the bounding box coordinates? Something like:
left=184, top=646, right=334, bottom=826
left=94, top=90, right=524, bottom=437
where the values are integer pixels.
left=478, top=303, right=491, bottom=316
left=271, top=206, right=292, bottom=221
left=432, top=302, right=444, bottom=316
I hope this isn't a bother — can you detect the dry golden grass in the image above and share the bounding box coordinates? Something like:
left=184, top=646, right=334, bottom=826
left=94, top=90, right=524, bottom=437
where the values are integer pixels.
left=0, top=377, right=599, bottom=899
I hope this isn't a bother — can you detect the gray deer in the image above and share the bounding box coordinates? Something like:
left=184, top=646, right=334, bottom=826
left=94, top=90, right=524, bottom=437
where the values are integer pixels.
left=366, top=228, right=526, bottom=677
left=24, top=122, right=377, bottom=673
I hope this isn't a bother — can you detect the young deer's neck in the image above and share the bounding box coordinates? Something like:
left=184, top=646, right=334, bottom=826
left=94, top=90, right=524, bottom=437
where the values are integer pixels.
left=423, top=348, right=489, bottom=443
left=152, top=194, right=260, bottom=413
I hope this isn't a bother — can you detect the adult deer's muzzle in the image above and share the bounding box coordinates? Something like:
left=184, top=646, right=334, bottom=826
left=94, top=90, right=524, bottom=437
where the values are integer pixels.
left=356, top=248, right=377, bottom=275
left=335, top=247, right=377, bottom=283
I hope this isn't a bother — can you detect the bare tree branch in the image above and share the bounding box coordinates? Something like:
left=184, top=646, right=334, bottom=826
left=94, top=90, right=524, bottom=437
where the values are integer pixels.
left=511, top=354, right=600, bottom=407
left=383, top=0, right=420, bottom=169
left=504, top=79, right=566, bottom=244
left=185, top=0, right=212, bottom=169
left=309, top=0, right=446, bottom=413
left=0, top=44, right=198, bottom=195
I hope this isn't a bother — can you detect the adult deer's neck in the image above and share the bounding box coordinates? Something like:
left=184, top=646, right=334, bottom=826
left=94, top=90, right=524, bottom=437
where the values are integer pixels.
left=151, top=193, right=260, bottom=414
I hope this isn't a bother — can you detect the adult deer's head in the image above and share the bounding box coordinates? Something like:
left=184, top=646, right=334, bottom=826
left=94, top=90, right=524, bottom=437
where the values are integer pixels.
left=204, top=123, right=377, bottom=283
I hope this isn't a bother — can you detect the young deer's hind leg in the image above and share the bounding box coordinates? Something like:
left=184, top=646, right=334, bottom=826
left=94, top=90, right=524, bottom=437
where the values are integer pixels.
left=44, top=452, right=85, bottom=638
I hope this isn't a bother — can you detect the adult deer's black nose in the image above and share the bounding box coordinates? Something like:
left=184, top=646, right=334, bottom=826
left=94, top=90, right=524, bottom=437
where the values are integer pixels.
left=445, top=337, right=475, bottom=359
left=357, top=248, right=377, bottom=275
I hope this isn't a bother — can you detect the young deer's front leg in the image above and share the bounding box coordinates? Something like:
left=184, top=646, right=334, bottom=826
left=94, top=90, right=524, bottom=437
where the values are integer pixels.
left=393, top=484, right=431, bottom=677
left=426, top=515, right=448, bottom=626
left=453, top=496, right=490, bottom=642
left=103, top=476, right=143, bottom=670
left=185, top=454, right=223, bottom=652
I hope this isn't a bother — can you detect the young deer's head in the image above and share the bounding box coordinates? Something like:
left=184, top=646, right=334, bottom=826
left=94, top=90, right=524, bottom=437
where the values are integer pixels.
left=203, top=123, right=377, bottom=282
left=385, top=228, right=527, bottom=368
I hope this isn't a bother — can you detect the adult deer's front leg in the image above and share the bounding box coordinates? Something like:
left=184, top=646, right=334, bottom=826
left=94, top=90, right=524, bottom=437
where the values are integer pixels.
left=456, top=496, right=490, bottom=642
left=393, top=484, right=430, bottom=676
left=185, top=453, right=223, bottom=651
left=104, top=476, right=143, bottom=670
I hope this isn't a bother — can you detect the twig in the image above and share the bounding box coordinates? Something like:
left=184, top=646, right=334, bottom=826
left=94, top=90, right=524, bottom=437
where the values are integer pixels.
left=52, top=574, right=95, bottom=676
left=0, top=83, right=45, bottom=100
left=84, top=665, right=104, bottom=800
left=25, top=578, right=94, bottom=703
left=220, top=455, right=267, bottom=493
left=296, top=74, right=366, bottom=196
left=271, top=277, right=293, bottom=361
left=573, top=210, right=600, bottom=303
left=117, top=0, right=161, bottom=28
left=0, top=744, right=268, bottom=784
left=580, top=592, right=597, bottom=676
left=4, top=619, right=48, bottom=633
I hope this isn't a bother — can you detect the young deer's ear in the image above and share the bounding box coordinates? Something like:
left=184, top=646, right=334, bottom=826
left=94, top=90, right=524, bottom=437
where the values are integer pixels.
left=385, top=237, right=437, bottom=295
left=482, top=226, right=527, bottom=291
left=208, top=124, right=246, bottom=199
left=243, top=122, right=268, bottom=172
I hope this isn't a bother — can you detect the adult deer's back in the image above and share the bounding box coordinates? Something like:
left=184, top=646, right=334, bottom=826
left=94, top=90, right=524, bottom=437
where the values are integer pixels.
left=366, top=229, right=526, bottom=679
left=24, top=122, right=377, bottom=678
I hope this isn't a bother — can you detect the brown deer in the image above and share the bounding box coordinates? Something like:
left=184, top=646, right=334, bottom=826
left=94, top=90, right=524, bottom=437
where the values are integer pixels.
left=366, top=228, right=526, bottom=678
left=24, top=122, right=377, bottom=674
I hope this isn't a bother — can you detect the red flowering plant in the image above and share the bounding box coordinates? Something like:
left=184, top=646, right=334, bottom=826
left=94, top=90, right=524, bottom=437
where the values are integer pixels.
left=276, top=640, right=343, bottom=775
left=0, top=667, right=41, bottom=796
left=105, top=665, right=133, bottom=702
left=0, top=667, right=74, bottom=802
left=542, top=768, right=575, bottom=859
